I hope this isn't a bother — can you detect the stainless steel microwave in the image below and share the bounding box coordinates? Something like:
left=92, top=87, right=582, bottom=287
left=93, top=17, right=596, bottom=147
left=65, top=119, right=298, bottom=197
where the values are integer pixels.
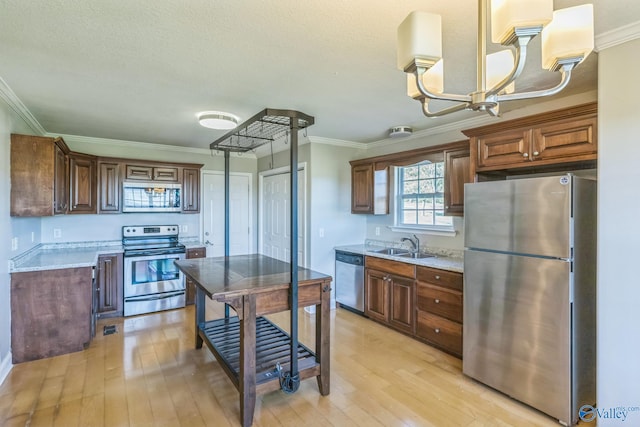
left=122, top=181, right=182, bottom=212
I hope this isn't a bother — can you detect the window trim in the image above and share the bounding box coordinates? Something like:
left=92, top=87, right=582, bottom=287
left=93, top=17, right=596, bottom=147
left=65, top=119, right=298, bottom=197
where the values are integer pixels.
left=393, top=164, right=456, bottom=234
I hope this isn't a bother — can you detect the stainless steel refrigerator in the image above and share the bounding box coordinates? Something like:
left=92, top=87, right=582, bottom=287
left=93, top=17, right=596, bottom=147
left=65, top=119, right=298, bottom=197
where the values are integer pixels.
left=463, top=174, right=596, bottom=426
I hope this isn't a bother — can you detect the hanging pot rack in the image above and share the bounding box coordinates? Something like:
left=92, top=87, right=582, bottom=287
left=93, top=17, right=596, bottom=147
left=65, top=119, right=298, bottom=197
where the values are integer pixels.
left=209, top=108, right=315, bottom=394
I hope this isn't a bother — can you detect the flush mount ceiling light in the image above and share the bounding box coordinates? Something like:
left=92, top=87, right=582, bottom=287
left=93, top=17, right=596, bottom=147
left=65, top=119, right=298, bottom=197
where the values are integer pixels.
left=197, top=111, right=239, bottom=130
left=397, top=0, right=594, bottom=118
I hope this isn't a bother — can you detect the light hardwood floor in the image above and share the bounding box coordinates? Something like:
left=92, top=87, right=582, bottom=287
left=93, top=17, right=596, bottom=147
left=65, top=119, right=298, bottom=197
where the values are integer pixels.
left=0, top=301, right=562, bottom=427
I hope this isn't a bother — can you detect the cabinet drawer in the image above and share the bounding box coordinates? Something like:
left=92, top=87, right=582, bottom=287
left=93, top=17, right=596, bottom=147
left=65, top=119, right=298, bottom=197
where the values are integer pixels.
left=416, top=266, right=462, bottom=291
left=416, top=283, right=462, bottom=323
left=416, top=311, right=462, bottom=356
left=186, top=247, right=206, bottom=259
left=366, top=256, right=415, bottom=278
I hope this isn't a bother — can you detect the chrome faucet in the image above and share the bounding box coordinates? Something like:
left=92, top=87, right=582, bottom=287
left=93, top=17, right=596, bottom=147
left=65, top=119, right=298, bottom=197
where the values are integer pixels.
left=401, top=234, right=420, bottom=253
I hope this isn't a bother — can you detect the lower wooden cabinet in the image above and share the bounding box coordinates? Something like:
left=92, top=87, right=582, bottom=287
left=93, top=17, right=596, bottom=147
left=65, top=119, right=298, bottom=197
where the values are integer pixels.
left=415, top=266, right=463, bottom=358
left=185, top=246, right=206, bottom=305
left=364, top=257, right=416, bottom=335
left=363, top=256, right=464, bottom=358
left=96, top=253, right=123, bottom=318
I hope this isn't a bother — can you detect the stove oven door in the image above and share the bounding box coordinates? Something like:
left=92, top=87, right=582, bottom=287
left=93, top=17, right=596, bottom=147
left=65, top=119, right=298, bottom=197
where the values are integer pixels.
left=124, top=253, right=185, bottom=298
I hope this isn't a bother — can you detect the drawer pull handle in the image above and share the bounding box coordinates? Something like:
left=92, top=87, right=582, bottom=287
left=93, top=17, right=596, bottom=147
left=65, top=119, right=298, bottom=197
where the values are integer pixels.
left=435, top=328, right=440, bottom=334
left=435, top=275, right=440, bottom=280
left=434, top=299, right=440, bottom=304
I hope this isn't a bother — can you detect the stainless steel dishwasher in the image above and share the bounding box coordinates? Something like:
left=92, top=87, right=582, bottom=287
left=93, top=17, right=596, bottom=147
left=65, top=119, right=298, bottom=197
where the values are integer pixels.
left=335, top=250, right=364, bottom=314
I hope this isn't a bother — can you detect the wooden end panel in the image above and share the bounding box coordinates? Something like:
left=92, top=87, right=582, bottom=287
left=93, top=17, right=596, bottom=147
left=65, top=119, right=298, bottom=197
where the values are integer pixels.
left=11, top=267, right=93, bottom=363
left=416, top=266, right=462, bottom=291
left=255, top=283, right=322, bottom=316
left=416, top=311, right=462, bottom=357
left=365, top=256, right=415, bottom=278
left=416, top=283, right=462, bottom=323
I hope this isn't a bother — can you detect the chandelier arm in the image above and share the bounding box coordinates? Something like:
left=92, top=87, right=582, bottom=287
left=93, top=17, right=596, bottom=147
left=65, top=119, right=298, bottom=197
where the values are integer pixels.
left=414, top=68, right=472, bottom=104
left=486, top=37, right=531, bottom=97
left=496, top=64, right=573, bottom=102
left=421, top=99, right=469, bottom=118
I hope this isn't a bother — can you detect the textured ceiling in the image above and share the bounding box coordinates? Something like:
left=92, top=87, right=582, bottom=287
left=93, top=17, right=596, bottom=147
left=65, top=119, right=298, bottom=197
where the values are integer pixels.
left=0, top=0, right=638, bottom=148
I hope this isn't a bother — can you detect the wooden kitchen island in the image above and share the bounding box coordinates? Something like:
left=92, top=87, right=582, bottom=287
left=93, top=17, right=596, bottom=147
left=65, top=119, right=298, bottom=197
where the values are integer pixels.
left=174, top=254, right=332, bottom=427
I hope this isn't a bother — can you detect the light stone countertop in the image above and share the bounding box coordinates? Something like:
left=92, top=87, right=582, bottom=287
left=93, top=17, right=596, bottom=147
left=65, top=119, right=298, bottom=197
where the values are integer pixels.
left=10, top=241, right=124, bottom=273
left=334, top=244, right=463, bottom=274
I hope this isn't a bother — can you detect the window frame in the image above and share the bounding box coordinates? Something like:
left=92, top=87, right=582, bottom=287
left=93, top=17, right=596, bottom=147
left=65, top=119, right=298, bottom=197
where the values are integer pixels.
left=393, top=162, right=455, bottom=234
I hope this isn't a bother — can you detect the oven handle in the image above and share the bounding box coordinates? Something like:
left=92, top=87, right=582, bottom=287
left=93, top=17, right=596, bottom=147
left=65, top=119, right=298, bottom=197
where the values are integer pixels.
left=125, top=290, right=185, bottom=302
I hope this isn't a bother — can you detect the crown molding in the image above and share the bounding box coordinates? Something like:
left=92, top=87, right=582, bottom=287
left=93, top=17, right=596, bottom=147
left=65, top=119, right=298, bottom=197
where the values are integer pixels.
left=51, top=133, right=256, bottom=159
left=596, top=20, right=640, bottom=52
left=307, top=135, right=367, bottom=149
left=0, top=76, right=46, bottom=135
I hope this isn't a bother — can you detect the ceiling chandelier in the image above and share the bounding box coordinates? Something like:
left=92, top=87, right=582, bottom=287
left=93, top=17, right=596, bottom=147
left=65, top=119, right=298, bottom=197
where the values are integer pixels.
left=397, top=0, right=594, bottom=117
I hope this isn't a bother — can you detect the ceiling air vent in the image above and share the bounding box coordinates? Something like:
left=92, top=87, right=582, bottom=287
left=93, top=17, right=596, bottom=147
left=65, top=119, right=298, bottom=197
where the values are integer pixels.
left=389, top=126, right=413, bottom=138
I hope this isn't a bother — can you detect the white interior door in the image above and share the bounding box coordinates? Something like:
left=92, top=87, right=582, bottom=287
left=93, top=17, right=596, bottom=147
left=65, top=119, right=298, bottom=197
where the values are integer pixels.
left=202, top=172, right=251, bottom=257
left=261, top=169, right=305, bottom=266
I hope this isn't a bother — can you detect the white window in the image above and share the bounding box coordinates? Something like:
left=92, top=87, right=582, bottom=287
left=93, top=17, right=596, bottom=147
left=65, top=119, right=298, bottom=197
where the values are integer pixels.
left=395, top=162, right=453, bottom=231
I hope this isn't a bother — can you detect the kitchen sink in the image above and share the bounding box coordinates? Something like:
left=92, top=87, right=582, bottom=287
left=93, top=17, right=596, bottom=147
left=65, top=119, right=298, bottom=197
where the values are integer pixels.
left=374, top=247, right=410, bottom=255
left=398, top=252, right=436, bottom=259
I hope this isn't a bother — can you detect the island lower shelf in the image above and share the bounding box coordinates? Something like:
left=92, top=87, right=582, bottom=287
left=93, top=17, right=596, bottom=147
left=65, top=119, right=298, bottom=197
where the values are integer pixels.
left=199, top=316, right=321, bottom=392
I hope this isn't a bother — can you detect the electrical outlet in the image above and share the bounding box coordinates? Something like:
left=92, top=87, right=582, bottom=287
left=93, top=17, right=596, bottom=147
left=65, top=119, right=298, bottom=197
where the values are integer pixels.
left=181, top=225, right=188, bottom=233
left=319, top=228, right=325, bottom=238
left=375, top=227, right=380, bottom=236
left=31, top=231, right=35, bottom=242
left=11, top=237, right=18, bottom=251
left=53, top=228, right=62, bottom=238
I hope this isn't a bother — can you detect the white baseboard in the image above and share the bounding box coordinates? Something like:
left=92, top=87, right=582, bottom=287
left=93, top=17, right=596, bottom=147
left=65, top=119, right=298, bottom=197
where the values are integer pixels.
left=0, top=351, right=12, bottom=386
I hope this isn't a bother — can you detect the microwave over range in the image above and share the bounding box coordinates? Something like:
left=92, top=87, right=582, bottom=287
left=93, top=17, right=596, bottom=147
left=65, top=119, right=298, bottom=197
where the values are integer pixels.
left=122, top=181, right=182, bottom=213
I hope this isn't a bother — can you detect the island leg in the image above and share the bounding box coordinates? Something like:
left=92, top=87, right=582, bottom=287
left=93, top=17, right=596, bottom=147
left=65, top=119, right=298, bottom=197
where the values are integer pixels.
left=195, top=286, right=205, bottom=349
left=316, top=281, right=331, bottom=395
left=240, top=295, right=257, bottom=427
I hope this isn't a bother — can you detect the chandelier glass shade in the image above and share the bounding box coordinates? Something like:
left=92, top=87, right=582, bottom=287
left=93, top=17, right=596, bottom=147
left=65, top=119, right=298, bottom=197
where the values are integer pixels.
left=397, top=0, right=594, bottom=118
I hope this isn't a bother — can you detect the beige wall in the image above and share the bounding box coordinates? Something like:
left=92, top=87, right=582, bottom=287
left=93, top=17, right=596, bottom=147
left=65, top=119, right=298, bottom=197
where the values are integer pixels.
left=0, top=97, right=41, bottom=380
left=597, top=38, right=640, bottom=424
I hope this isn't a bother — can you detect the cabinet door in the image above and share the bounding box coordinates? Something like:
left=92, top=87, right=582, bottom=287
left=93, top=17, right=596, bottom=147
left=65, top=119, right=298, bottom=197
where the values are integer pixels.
left=416, top=311, right=462, bottom=357
left=444, top=146, right=471, bottom=216
left=153, top=167, right=179, bottom=182
left=125, top=164, right=153, bottom=180
left=365, top=269, right=388, bottom=323
left=69, top=154, right=97, bottom=214
left=389, top=275, right=414, bottom=333
left=475, top=129, right=532, bottom=169
left=532, top=116, right=597, bottom=162
left=185, top=247, right=206, bottom=305
left=182, top=168, right=200, bottom=213
left=351, top=163, right=374, bottom=213
left=99, top=162, right=121, bottom=213
left=96, top=253, right=123, bottom=317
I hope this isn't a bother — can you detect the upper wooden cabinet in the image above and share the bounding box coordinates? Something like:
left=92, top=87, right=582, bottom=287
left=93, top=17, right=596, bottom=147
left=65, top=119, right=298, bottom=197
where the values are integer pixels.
left=350, top=163, right=388, bottom=215
left=68, top=152, right=97, bottom=214
left=11, top=133, right=204, bottom=217
left=443, top=144, right=471, bottom=216
left=350, top=140, right=469, bottom=216
left=125, top=164, right=179, bottom=182
left=10, top=134, right=70, bottom=217
left=464, top=102, right=597, bottom=175
left=182, top=168, right=200, bottom=213
left=98, top=162, right=121, bottom=213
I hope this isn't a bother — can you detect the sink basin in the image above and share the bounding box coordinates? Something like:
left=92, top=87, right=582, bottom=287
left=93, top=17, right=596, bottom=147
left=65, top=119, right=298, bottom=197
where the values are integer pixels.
left=374, top=247, right=409, bottom=255
left=398, top=252, right=436, bottom=259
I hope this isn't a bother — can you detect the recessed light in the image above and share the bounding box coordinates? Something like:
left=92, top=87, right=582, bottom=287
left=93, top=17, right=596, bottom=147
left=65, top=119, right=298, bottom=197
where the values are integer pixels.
left=197, top=111, right=239, bottom=130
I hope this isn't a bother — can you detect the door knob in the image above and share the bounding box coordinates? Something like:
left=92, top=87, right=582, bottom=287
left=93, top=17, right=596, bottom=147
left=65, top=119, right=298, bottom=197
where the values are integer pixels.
left=434, top=299, right=440, bottom=304
left=523, top=153, right=529, bottom=158
left=533, top=151, right=539, bottom=156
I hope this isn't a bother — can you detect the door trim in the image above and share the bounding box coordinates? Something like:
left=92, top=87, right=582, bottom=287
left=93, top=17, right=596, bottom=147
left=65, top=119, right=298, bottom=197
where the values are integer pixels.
left=258, top=163, right=308, bottom=267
